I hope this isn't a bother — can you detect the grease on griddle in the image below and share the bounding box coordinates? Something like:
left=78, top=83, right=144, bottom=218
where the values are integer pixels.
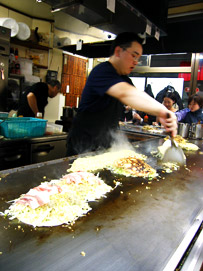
left=95, top=225, right=103, bottom=232
left=36, top=231, right=53, bottom=243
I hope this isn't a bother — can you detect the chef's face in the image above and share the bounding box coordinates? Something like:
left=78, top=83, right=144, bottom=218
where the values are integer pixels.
left=163, top=97, right=174, bottom=110
left=49, top=85, right=60, bottom=98
left=189, top=100, right=200, bottom=112
left=118, top=41, right=142, bottom=75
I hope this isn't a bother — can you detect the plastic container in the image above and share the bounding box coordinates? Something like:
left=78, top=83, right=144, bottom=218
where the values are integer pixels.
left=16, top=22, right=31, bottom=40
left=46, top=123, right=63, bottom=134
left=0, top=117, right=47, bottom=139
left=0, top=112, right=9, bottom=119
left=0, top=18, right=19, bottom=37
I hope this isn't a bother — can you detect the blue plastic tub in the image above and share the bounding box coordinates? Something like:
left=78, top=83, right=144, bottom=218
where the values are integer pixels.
left=0, top=117, right=47, bottom=139
left=0, top=112, right=9, bottom=119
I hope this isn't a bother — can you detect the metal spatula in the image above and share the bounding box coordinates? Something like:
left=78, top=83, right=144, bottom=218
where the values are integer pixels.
left=162, top=114, right=186, bottom=165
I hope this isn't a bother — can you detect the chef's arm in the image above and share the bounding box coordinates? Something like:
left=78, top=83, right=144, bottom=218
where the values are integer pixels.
left=107, top=82, right=177, bottom=136
left=27, top=92, right=39, bottom=117
left=107, top=82, right=165, bottom=115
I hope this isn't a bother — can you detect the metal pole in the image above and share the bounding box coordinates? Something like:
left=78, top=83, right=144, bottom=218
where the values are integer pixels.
left=189, top=53, right=200, bottom=96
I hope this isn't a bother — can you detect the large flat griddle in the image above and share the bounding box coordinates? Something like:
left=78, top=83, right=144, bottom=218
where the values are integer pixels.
left=0, top=138, right=202, bottom=271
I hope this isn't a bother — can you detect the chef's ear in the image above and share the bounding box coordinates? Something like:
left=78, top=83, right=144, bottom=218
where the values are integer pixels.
left=115, top=46, right=122, bottom=57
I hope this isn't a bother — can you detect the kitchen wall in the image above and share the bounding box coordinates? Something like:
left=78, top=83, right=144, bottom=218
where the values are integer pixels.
left=0, top=4, right=64, bottom=121
left=0, top=2, right=104, bottom=121
left=0, top=5, right=57, bottom=81
left=44, top=93, right=65, bottom=122
left=0, top=2, right=109, bottom=105
left=0, top=0, right=114, bottom=45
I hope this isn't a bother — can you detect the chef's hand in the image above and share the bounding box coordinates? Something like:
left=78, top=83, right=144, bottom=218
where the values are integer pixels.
left=157, top=110, right=177, bottom=137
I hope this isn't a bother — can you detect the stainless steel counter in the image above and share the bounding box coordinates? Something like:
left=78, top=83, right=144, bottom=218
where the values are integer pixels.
left=0, top=133, right=68, bottom=170
left=0, top=132, right=68, bottom=146
left=0, top=138, right=202, bottom=271
left=119, top=123, right=167, bottom=138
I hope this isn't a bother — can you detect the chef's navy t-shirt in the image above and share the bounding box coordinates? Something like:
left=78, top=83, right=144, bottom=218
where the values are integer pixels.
left=79, top=61, right=127, bottom=112
left=66, top=61, right=135, bottom=155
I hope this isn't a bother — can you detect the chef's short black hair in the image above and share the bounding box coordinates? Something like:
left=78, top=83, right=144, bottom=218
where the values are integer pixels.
left=49, top=80, right=61, bottom=91
left=188, top=93, right=203, bottom=108
left=109, top=32, right=144, bottom=56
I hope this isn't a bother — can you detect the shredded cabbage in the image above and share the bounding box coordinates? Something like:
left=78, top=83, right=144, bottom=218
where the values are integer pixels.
left=68, top=149, right=147, bottom=172
left=1, top=172, right=113, bottom=227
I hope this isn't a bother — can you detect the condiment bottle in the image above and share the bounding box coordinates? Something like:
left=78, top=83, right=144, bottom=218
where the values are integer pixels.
left=14, top=48, right=20, bottom=75
left=144, top=114, right=148, bottom=123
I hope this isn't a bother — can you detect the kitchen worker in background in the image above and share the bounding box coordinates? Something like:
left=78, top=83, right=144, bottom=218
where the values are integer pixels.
left=175, top=93, right=203, bottom=124
left=66, top=32, right=177, bottom=156
left=17, top=80, right=61, bottom=118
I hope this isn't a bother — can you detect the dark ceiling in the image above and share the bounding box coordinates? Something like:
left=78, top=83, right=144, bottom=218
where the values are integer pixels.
left=43, top=0, right=203, bottom=57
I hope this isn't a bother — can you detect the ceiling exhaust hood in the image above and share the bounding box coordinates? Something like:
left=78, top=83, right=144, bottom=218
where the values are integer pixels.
left=41, top=0, right=171, bottom=57
left=62, top=40, right=113, bottom=58
left=42, top=0, right=167, bottom=37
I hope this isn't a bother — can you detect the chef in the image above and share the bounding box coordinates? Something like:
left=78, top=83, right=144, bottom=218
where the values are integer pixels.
left=66, top=32, right=177, bottom=156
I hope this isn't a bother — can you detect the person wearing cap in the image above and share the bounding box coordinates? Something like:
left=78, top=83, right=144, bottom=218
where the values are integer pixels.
left=17, top=80, right=61, bottom=118
left=66, top=32, right=177, bottom=156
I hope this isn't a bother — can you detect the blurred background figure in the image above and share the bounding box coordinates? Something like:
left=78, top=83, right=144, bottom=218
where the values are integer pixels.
left=163, top=92, right=178, bottom=112
left=175, top=93, right=203, bottom=124
left=136, top=111, right=156, bottom=125
left=136, top=84, right=156, bottom=125
left=120, top=105, right=143, bottom=124
left=155, top=85, right=183, bottom=110
left=153, top=86, right=182, bottom=126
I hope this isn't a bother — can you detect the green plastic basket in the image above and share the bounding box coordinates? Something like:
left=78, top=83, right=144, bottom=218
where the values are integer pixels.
left=0, top=117, right=47, bottom=139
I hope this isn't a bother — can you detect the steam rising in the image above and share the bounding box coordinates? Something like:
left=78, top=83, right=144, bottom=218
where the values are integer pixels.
left=74, top=130, right=134, bottom=158
left=109, top=130, right=134, bottom=152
